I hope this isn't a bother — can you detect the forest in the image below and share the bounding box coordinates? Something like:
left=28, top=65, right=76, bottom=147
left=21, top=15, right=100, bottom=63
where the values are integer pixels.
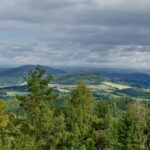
left=0, top=66, right=149, bottom=150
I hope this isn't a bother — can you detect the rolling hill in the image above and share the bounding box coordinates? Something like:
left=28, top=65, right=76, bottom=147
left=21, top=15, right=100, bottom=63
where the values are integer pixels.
left=0, top=65, right=65, bottom=77
left=0, top=65, right=150, bottom=88
left=0, top=65, right=66, bottom=85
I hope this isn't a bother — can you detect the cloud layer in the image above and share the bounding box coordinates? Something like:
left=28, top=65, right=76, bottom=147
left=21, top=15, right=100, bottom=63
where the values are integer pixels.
left=0, top=0, right=150, bottom=68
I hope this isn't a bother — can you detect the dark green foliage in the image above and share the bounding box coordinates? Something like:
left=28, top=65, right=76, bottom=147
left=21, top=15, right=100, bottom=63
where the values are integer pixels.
left=117, top=111, right=139, bottom=149
left=52, top=72, right=105, bottom=85
left=95, top=101, right=110, bottom=130
left=117, top=102, right=149, bottom=150
left=93, top=101, right=110, bottom=149
left=115, top=88, right=150, bottom=98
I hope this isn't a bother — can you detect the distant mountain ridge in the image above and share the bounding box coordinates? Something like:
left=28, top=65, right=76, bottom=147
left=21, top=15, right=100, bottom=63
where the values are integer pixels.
left=0, top=65, right=150, bottom=87
left=0, top=65, right=66, bottom=77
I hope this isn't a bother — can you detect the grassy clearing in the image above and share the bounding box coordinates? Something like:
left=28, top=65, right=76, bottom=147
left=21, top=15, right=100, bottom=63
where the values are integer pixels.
left=48, top=82, right=131, bottom=93
left=102, top=81, right=131, bottom=90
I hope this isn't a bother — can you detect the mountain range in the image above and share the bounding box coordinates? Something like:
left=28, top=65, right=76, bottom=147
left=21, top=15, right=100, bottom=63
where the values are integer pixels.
left=0, top=65, right=65, bottom=77
left=0, top=65, right=150, bottom=87
left=0, top=65, right=65, bottom=85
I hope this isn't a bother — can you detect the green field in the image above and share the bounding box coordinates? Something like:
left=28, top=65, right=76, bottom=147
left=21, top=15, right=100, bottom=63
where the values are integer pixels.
left=48, top=81, right=131, bottom=93
left=0, top=80, right=150, bottom=100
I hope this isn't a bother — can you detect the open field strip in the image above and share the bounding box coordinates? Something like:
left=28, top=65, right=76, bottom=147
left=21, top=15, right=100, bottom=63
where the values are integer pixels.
left=48, top=81, right=131, bottom=93
left=6, top=91, right=28, bottom=96
left=102, top=81, right=131, bottom=90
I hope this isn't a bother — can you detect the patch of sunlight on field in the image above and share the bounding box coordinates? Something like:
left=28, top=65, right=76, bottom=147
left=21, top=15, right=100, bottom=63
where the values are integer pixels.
left=6, top=91, right=28, bottom=96
left=57, top=88, right=69, bottom=93
left=102, top=81, right=131, bottom=90
left=89, top=84, right=113, bottom=90
left=48, top=82, right=131, bottom=93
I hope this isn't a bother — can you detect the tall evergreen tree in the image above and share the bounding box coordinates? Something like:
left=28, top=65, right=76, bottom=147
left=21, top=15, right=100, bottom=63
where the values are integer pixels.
left=15, top=66, right=67, bottom=150
left=63, top=81, right=96, bottom=150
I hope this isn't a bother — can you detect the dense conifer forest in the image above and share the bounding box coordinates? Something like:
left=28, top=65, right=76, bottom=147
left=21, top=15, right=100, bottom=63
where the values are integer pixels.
left=0, top=66, right=149, bottom=150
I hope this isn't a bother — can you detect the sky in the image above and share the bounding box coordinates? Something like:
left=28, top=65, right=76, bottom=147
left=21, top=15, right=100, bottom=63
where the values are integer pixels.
left=0, top=0, right=150, bottom=68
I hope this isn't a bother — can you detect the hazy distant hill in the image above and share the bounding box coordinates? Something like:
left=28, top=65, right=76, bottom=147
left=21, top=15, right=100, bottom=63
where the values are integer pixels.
left=0, top=65, right=150, bottom=87
left=59, top=66, right=150, bottom=87
left=107, top=72, right=150, bottom=87
left=0, top=68, right=10, bottom=74
left=58, top=66, right=141, bottom=74
left=0, top=65, right=66, bottom=77
left=0, top=65, right=66, bottom=85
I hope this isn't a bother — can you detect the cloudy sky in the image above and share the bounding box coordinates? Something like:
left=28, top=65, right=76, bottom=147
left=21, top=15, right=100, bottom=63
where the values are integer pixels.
left=0, top=0, right=150, bottom=68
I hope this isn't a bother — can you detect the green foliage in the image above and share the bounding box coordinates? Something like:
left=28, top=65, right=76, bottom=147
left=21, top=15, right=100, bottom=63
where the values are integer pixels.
left=0, top=100, right=10, bottom=149
left=0, top=101, right=9, bottom=129
left=62, top=81, right=97, bottom=149
left=117, top=102, right=148, bottom=150
left=94, top=101, right=110, bottom=149
left=95, top=101, right=110, bottom=129
left=13, top=66, right=66, bottom=149
left=0, top=66, right=149, bottom=150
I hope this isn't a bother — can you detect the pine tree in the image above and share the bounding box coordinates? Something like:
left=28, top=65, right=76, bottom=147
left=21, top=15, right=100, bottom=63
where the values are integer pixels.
left=15, top=66, right=67, bottom=150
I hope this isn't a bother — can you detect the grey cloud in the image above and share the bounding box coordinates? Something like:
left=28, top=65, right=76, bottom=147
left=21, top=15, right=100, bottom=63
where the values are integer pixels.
left=0, top=0, right=150, bottom=67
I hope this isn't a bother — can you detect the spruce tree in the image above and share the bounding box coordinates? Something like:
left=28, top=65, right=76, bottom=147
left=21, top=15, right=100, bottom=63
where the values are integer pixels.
left=16, top=66, right=66, bottom=150
left=63, top=81, right=96, bottom=150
